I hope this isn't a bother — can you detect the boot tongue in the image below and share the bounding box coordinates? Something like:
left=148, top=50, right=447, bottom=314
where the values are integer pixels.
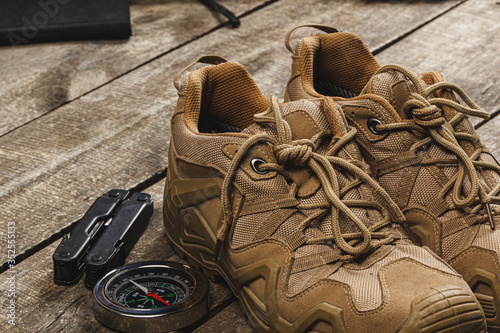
left=363, top=68, right=427, bottom=120
left=243, top=97, right=368, bottom=175
left=242, top=99, right=346, bottom=139
left=242, top=98, right=361, bottom=163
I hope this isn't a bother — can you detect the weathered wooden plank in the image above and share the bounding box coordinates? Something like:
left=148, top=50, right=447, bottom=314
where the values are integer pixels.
left=375, top=0, right=500, bottom=123
left=0, top=180, right=234, bottom=332
left=0, top=0, right=267, bottom=136
left=0, top=0, right=464, bottom=264
left=193, top=301, right=252, bottom=333
left=477, top=116, right=500, bottom=160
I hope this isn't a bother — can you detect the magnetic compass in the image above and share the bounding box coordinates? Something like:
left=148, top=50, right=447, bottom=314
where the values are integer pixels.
left=93, top=261, right=209, bottom=332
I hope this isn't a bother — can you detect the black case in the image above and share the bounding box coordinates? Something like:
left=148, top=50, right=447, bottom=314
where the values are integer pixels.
left=0, top=0, right=131, bottom=46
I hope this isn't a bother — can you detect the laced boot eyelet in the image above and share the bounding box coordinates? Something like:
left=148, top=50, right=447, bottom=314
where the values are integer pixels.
left=250, top=158, right=268, bottom=174
left=367, top=118, right=383, bottom=135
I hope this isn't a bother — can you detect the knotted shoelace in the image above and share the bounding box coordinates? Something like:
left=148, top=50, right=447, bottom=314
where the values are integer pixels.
left=214, top=96, right=411, bottom=260
left=362, top=64, right=500, bottom=229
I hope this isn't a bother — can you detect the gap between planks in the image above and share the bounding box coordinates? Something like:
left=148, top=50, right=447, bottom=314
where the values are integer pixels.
left=475, top=108, right=500, bottom=130
left=370, top=0, right=468, bottom=55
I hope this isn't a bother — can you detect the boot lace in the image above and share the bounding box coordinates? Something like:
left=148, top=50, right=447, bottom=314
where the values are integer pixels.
left=362, top=64, right=500, bottom=229
left=214, top=96, right=411, bottom=261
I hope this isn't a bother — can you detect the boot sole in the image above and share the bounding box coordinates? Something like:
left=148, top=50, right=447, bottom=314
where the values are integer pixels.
left=163, top=143, right=486, bottom=332
left=412, top=225, right=499, bottom=331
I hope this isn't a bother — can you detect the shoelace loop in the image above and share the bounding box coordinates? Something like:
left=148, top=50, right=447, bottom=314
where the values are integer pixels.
left=214, top=96, right=410, bottom=259
left=274, top=139, right=316, bottom=166
left=405, top=93, right=445, bottom=128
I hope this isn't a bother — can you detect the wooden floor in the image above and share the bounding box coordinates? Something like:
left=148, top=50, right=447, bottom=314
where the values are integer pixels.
left=1, top=0, right=499, bottom=331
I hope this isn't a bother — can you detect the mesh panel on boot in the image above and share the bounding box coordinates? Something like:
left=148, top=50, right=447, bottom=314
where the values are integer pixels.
left=232, top=210, right=277, bottom=248
left=184, top=62, right=269, bottom=132
left=172, top=114, right=290, bottom=200
left=299, top=32, right=381, bottom=96
left=408, top=168, right=441, bottom=207
left=473, top=225, right=500, bottom=255
left=441, top=228, right=475, bottom=261
left=378, top=170, right=405, bottom=200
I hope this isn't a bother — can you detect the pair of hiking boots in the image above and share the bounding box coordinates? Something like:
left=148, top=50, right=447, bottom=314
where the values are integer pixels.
left=163, top=25, right=500, bottom=332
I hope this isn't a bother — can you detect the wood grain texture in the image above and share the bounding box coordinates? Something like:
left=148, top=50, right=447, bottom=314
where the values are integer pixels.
left=0, top=0, right=464, bottom=265
left=477, top=116, right=500, bottom=160
left=0, top=180, right=235, bottom=332
left=375, top=0, right=500, bottom=124
left=0, top=0, right=267, bottom=136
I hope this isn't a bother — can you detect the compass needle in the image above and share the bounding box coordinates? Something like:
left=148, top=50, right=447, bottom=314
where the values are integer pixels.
left=146, top=291, right=171, bottom=306
left=130, top=279, right=148, bottom=294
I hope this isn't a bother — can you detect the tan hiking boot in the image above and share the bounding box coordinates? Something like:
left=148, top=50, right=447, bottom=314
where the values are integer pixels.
left=164, top=55, right=486, bottom=332
left=285, top=24, right=500, bottom=331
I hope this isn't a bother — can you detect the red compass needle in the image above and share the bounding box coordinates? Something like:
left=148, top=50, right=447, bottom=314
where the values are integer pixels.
left=146, top=291, right=171, bottom=306
left=129, top=279, right=171, bottom=306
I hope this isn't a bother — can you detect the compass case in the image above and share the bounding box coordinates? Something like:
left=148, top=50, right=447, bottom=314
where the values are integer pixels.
left=93, top=261, right=210, bottom=332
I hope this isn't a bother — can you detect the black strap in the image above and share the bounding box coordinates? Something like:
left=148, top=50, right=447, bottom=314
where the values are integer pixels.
left=198, top=0, right=240, bottom=28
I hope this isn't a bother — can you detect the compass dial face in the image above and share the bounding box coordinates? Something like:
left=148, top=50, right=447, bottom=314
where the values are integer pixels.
left=105, top=266, right=195, bottom=310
